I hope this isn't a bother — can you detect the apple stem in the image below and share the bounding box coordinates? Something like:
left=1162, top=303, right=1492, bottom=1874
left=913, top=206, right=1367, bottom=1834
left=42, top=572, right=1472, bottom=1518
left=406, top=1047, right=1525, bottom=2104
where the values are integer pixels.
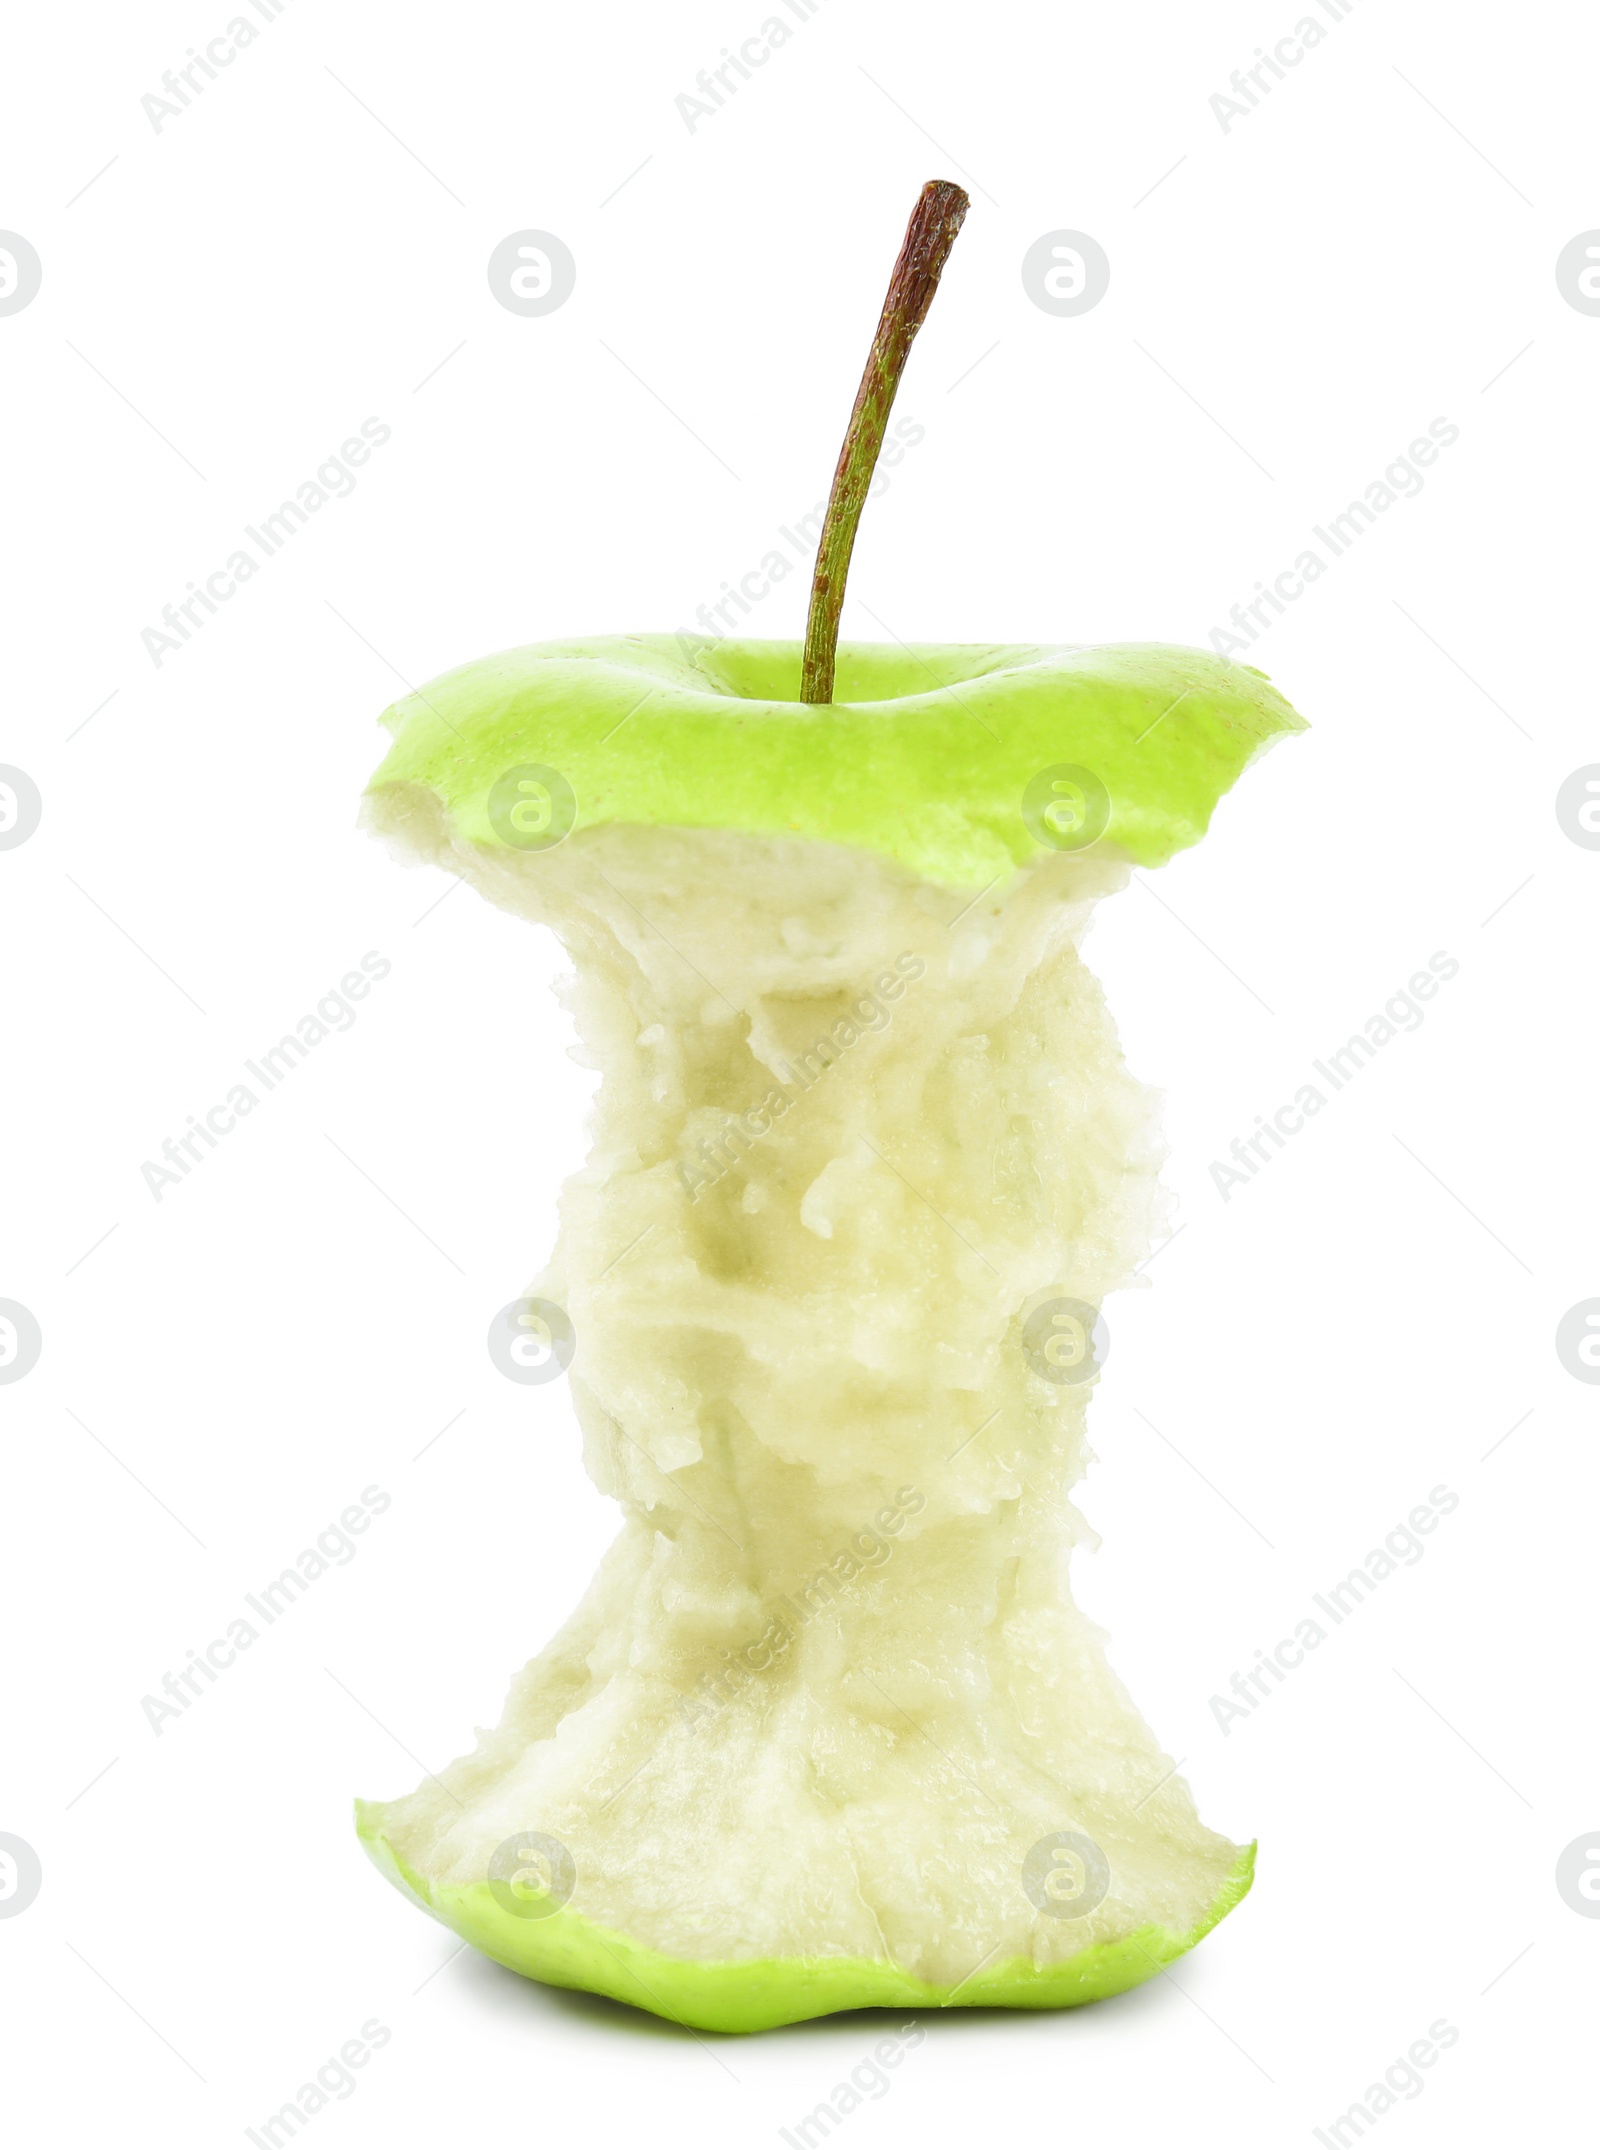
left=800, top=179, right=970, bottom=705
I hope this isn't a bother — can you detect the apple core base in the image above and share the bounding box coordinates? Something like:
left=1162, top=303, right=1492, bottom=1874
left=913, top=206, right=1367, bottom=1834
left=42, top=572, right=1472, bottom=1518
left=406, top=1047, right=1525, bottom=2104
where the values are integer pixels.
left=358, top=1809, right=1254, bottom=2033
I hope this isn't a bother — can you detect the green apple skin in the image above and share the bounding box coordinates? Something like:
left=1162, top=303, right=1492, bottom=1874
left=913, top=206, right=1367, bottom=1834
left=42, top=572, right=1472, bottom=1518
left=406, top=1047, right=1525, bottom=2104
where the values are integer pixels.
left=357, top=1804, right=1255, bottom=2034
left=365, top=636, right=1305, bottom=885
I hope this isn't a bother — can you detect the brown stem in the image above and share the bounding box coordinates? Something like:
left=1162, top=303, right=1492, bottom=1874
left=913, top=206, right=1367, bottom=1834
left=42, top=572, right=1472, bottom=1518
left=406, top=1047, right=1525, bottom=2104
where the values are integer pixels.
left=800, top=179, right=970, bottom=704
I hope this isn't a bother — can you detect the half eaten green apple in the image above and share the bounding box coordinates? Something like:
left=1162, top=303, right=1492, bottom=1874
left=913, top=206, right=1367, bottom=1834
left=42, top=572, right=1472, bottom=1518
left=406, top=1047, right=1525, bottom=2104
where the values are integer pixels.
left=355, top=183, right=1305, bottom=2034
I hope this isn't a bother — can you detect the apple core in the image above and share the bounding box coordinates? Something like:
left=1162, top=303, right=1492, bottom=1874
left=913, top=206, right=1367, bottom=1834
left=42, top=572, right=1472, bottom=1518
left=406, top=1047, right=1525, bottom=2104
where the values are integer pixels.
left=354, top=181, right=1306, bottom=2033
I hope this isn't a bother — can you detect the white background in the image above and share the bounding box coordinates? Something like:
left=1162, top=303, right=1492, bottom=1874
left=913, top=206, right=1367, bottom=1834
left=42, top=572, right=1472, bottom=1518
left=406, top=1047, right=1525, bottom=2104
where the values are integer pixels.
left=2, top=0, right=1596, bottom=2143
